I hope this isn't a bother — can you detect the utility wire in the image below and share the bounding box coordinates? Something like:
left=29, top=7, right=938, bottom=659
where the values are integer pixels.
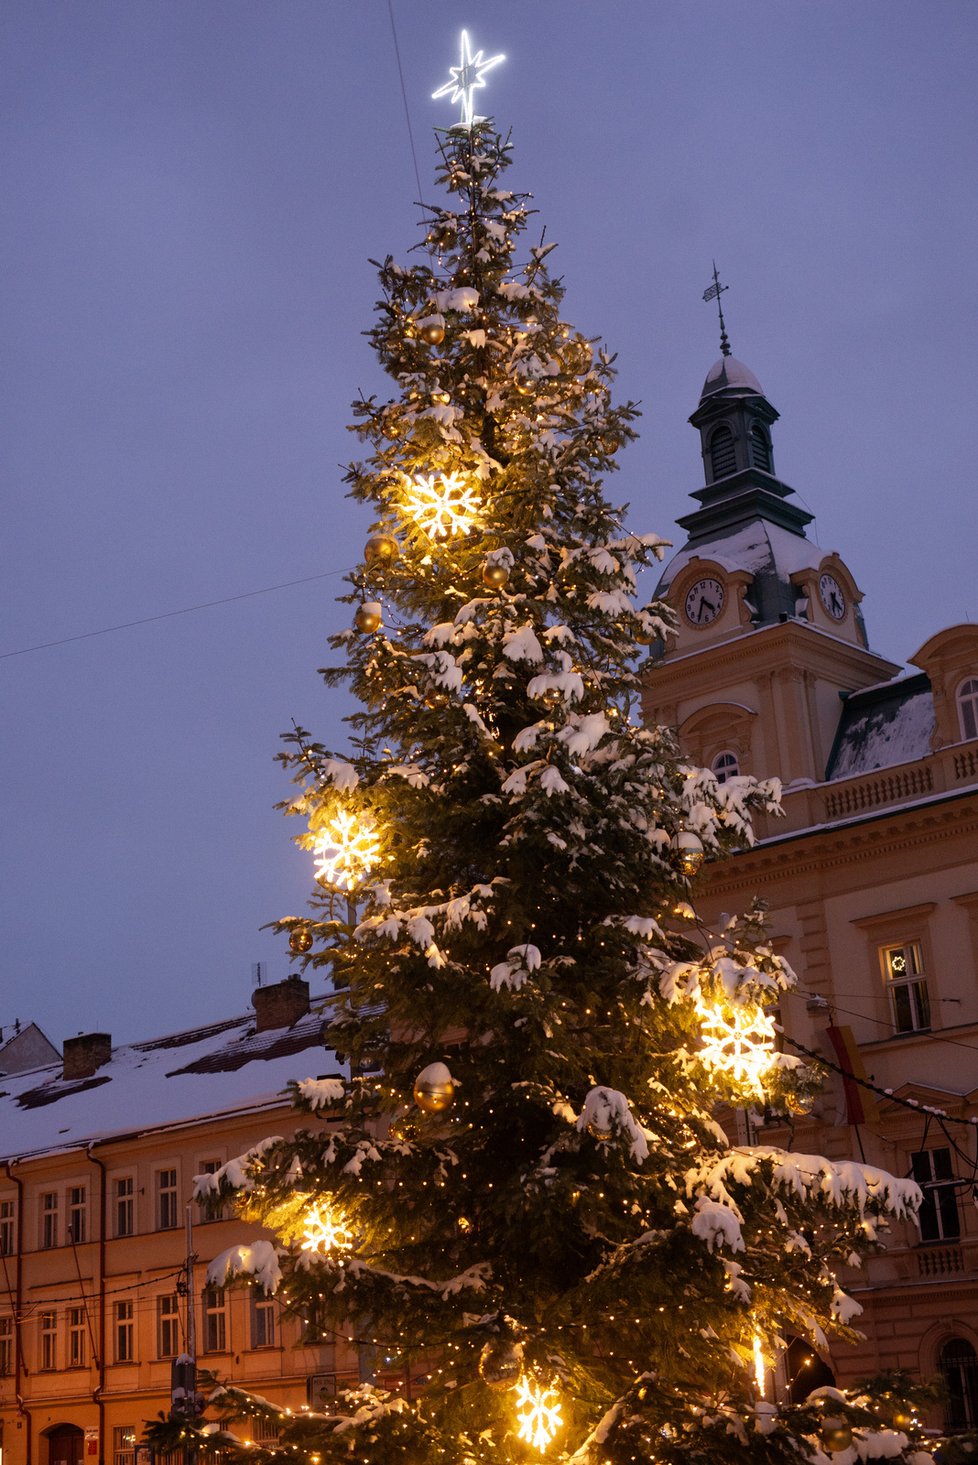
left=1, top=568, right=346, bottom=661
left=386, top=0, right=426, bottom=218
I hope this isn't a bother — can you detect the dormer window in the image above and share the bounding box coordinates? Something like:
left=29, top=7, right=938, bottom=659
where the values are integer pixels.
left=709, top=425, right=736, bottom=480
left=957, top=678, right=978, bottom=740
left=711, top=751, right=739, bottom=784
left=749, top=424, right=771, bottom=472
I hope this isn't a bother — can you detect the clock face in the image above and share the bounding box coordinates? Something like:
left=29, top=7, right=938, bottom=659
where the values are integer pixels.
left=818, top=572, right=846, bottom=621
left=684, top=577, right=725, bottom=627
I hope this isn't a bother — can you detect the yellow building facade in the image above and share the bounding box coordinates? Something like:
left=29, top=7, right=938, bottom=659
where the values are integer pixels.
left=644, top=350, right=978, bottom=1428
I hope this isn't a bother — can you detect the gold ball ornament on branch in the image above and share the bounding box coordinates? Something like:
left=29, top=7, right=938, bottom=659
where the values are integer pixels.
left=418, top=315, right=446, bottom=346
left=671, top=821, right=705, bottom=879
left=820, top=1420, right=853, bottom=1453
left=353, top=602, right=382, bottom=634
left=482, top=560, right=511, bottom=590
left=413, top=1061, right=455, bottom=1114
left=289, top=928, right=313, bottom=955
left=479, top=1336, right=524, bottom=1392
left=364, top=534, right=399, bottom=566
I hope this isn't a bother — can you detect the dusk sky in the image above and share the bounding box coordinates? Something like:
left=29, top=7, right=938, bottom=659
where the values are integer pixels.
left=4, top=2, right=977, bottom=1049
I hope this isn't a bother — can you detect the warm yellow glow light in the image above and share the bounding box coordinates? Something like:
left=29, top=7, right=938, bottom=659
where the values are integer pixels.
left=312, top=809, right=380, bottom=891
left=695, top=992, right=777, bottom=1095
left=400, top=470, right=481, bottom=539
left=299, top=1201, right=354, bottom=1257
left=753, top=1333, right=766, bottom=1397
left=515, top=1377, right=563, bottom=1453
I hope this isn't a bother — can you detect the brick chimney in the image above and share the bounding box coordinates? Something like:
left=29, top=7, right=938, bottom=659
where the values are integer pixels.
left=252, top=976, right=310, bottom=1033
left=63, top=1032, right=112, bottom=1081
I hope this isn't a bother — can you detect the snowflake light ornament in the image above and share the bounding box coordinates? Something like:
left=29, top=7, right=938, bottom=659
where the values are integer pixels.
left=400, top=470, right=481, bottom=540
left=299, top=1200, right=354, bottom=1257
left=515, top=1377, right=562, bottom=1453
left=695, top=990, right=777, bottom=1096
left=312, top=809, right=380, bottom=892
left=432, top=30, right=505, bottom=129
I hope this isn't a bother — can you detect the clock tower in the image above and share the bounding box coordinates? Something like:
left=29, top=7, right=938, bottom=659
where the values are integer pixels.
left=642, top=352, right=900, bottom=789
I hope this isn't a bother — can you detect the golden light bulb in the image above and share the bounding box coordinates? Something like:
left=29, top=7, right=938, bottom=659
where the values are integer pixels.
left=753, top=1333, right=766, bottom=1397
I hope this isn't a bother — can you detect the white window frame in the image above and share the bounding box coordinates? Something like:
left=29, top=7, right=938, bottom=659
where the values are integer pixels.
left=39, top=1309, right=57, bottom=1370
left=158, top=1293, right=181, bottom=1359
left=958, top=678, right=978, bottom=741
left=40, top=1192, right=58, bottom=1249
left=68, top=1184, right=87, bottom=1244
left=68, top=1305, right=87, bottom=1367
left=156, top=1168, right=179, bottom=1231
left=883, top=939, right=931, bottom=1034
left=711, top=750, right=740, bottom=784
left=114, top=1299, right=134, bottom=1363
left=113, top=1174, right=135, bottom=1238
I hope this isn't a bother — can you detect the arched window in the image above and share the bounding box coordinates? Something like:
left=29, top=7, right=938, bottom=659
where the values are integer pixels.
left=957, top=678, right=978, bottom=741
left=940, top=1338, right=978, bottom=1431
left=711, top=751, right=739, bottom=784
left=750, top=424, right=772, bottom=472
left=709, top=425, right=736, bottom=480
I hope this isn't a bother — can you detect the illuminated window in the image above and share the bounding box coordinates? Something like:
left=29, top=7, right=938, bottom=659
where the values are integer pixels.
left=68, top=1306, right=87, bottom=1367
left=251, top=1290, right=276, bottom=1349
left=958, top=679, right=978, bottom=741
left=711, top=750, right=739, bottom=784
left=40, top=1310, right=57, bottom=1370
left=709, top=425, right=736, bottom=479
left=114, top=1299, right=134, bottom=1363
left=202, top=1286, right=227, bottom=1353
left=911, top=1148, right=960, bottom=1242
left=113, top=1426, right=137, bottom=1465
left=157, top=1169, right=179, bottom=1230
left=883, top=941, right=930, bottom=1033
left=68, top=1185, right=86, bottom=1244
left=158, top=1294, right=181, bottom=1358
left=941, top=1338, right=978, bottom=1431
left=0, top=1316, right=12, bottom=1376
left=40, top=1192, right=58, bottom=1249
left=0, top=1199, right=14, bottom=1255
left=113, top=1176, right=134, bottom=1238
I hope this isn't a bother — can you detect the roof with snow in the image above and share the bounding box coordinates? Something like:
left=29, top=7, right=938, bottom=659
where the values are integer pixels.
left=700, top=356, right=765, bottom=401
left=0, top=1002, right=344, bottom=1161
left=825, top=673, right=936, bottom=780
left=657, top=518, right=826, bottom=624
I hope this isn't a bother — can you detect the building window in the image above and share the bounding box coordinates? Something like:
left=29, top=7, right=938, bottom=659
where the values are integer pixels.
left=196, top=1160, right=226, bottom=1223
left=68, top=1305, right=87, bottom=1367
left=709, top=424, right=736, bottom=480
left=39, top=1310, right=57, bottom=1370
left=68, top=1185, right=86, bottom=1244
left=883, top=941, right=931, bottom=1033
left=158, top=1294, right=181, bottom=1359
left=0, top=1316, right=12, bottom=1376
left=911, top=1148, right=960, bottom=1242
left=958, top=679, right=978, bottom=741
left=711, top=750, right=740, bottom=784
left=750, top=423, right=772, bottom=472
left=0, top=1199, right=14, bottom=1255
left=251, top=1290, right=276, bottom=1349
left=941, top=1338, right=978, bottom=1431
left=40, top=1192, right=58, bottom=1249
left=157, top=1169, right=179, bottom=1230
left=113, top=1426, right=137, bottom=1465
left=113, top=1176, right=134, bottom=1237
left=114, top=1299, right=134, bottom=1362
left=202, top=1286, right=227, bottom=1353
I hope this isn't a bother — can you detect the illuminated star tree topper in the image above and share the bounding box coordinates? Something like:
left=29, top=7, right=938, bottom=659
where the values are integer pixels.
left=432, top=29, right=505, bottom=128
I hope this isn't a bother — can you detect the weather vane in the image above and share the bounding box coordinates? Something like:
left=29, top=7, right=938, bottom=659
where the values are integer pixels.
left=432, top=29, right=505, bottom=128
left=702, top=262, right=731, bottom=357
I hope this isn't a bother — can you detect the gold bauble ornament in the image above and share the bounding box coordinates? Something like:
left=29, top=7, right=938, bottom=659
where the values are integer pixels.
left=364, top=534, right=398, bottom=565
left=784, top=1090, right=814, bottom=1116
left=820, top=1420, right=853, bottom=1453
left=671, top=823, right=705, bottom=879
left=482, top=561, right=511, bottom=590
left=601, top=433, right=621, bottom=454
left=537, top=686, right=562, bottom=710
left=413, top=1061, right=455, bottom=1114
left=634, top=624, right=655, bottom=645
left=479, top=1337, right=524, bottom=1392
left=586, top=1119, right=614, bottom=1143
left=354, top=602, right=382, bottom=634
left=289, top=928, right=313, bottom=955
left=419, top=316, right=446, bottom=346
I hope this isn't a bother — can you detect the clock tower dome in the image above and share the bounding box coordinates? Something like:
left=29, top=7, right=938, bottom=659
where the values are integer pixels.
left=642, top=352, right=900, bottom=788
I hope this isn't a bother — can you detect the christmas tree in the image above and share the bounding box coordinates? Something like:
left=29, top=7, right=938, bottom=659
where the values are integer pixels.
left=167, top=92, right=930, bottom=1465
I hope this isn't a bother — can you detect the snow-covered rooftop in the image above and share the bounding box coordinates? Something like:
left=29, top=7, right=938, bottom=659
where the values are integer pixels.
left=700, top=355, right=765, bottom=400
left=657, top=518, right=825, bottom=596
left=826, top=674, right=935, bottom=780
left=0, top=1003, right=343, bottom=1160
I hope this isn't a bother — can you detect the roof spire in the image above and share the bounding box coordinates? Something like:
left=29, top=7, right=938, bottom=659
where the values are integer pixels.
left=702, top=262, right=731, bottom=357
